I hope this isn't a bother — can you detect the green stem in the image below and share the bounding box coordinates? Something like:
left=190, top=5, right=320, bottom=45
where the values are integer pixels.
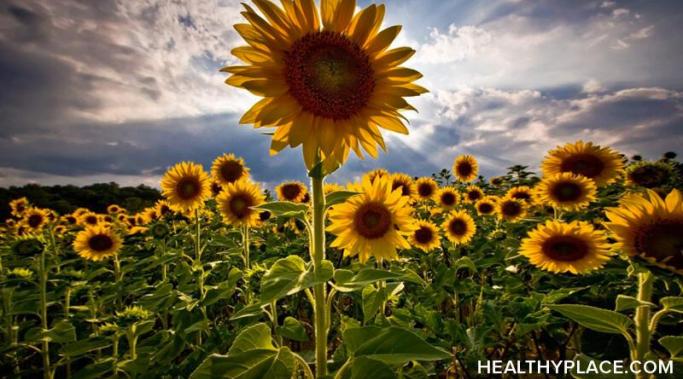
left=127, top=327, right=138, bottom=360
left=310, top=172, right=328, bottom=378
left=194, top=209, right=206, bottom=346
left=270, top=300, right=282, bottom=346
left=39, top=243, right=52, bottom=379
left=161, top=240, right=168, bottom=282
left=113, top=253, right=122, bottom=308
left=243, top=225, right=251, bottom=270
left=634, top=272, right=654, bottom=377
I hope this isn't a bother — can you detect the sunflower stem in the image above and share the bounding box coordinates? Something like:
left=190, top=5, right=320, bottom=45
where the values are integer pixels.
left=39, top=236, right=52, bottom=379
left=243, top=225, right=251, bottom=270
left=310, top=170, right=328, bottom=378
left=634, top=271, right=654, bottom=378
left=194, top=208, right=205, bottom=346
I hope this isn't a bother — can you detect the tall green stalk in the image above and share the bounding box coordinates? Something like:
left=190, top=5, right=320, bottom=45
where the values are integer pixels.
left=243, top=225, right=251, bottom=270
left=194, top=209, right=206, bottom=346
left=39, top=241, right=52, bottom=379
left=310, top=172, right=328, bottom=378
left=633, top=272, right=654, bottom=379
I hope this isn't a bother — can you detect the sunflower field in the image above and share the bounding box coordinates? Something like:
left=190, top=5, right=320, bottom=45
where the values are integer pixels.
left=2, top=1, right=683, bottom=379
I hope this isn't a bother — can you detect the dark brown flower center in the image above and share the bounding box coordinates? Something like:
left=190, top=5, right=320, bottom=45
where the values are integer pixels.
left=414, top=226, right=434, bottom=244
left=355, top=202, right=392, bottom=239
left=27, top=214, right=43, bottom=228
left=285, top=31, right=375, bottom=120
left=417, top=183, right=434, bottom=197
left=551, top=181, right=583, bottom=202
left=219, top=160, right=244, bottom=183
left=281, top=183, right=303, bottom=201
left=159, top=205, right=171, bottom=216
left=478, top=202, right=494, bottom=214
left=560, top=153, right=605, bottom=179
left=85, top=216, right=98, bottom=225
left=502, top=201, right=522, bottom=217
left=392, top=181, right=412, bottom=196
left=511, top=191, right=531, bottom=201
left=441, top=192, right=456, bottom=206
left=467, top=190, right=482, bottom=202
left=542, top=236, right=589, bottom=262
left=176, top=177, right=201, bottom=200
left=628, top=165, right=668, bottom=188
left=88, top=234, right=114, bottom=252
left=259, top=211, right=271, bottom=222
left=228, top=194, right=253, bottom=219
left=448, top=218, right=468, bottom=236
left=457, top=162, right=473, bottom=177
left=635, top=221, right=683, bottom=270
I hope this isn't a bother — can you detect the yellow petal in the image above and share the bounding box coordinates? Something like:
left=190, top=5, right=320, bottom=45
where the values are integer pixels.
left=366, top=25, right=401, bottom=55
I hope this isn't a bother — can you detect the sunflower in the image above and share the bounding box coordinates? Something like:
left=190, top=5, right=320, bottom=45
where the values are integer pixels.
left=475, top=197, right=497, bottom=216
left=143, top=207, right=160, bottom=223
left=506, top=186, right=533, bottom=203
left=224, top=0, right=426, bottom=170
left=161, top=162, right=212, bottom=212
left=107, top=204, right=123, bottom=214
left=463, top=185, right=484, bottom=203
left=453, top=155, right=478, bottom=182
left=324, top=183, right=345, bottom=195
left=409, top=220, right=441, bottom=252
left=604, top=189, right=683, bottom=274
left=414, top=177, right=438, bottom=201
left=364, top=169, right=390, bottom=183
left=23, top=208, right=49, bottom=231
left=442, top=210, right=476, bottom=245
left=436, top=187, right=460, bottom=210
left=541, top=141, right=623, bottom=186
left=155, top=200, right=173, bottom=218
left=211, top=153, right=250, bottom=187
left=520, top=220, right=612, bottom=274
left=73, top=208, right=90, bottom=218
left=73, top=225, right=122, bottom=261
left=497, top=197, right=526, bottom=222
left=62, top=215, right=78, bottom=226
left=391, top=173, right=416, bottom=198
left=217, top=180, right=266, bottom=227
left=489, top=176, right=504, bottom=186
left=534, top=173, right=596, bottom=211
left=276, top=181, right=309, bottom=203
left=328, top=175, right=415, bottom=263
left=78, top=212, right=100, bottom=227
left=10, top=197, right=29, bottom=217
left=625, top=161, right=673, bottom=188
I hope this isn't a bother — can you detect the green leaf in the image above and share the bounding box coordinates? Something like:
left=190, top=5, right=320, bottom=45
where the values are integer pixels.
left=203, top=268, right=242, bottom=306
left=260, top=256, right=333, bottom=304
left=72, top=358, right=115, bottom=379
left=325, top=191, right=360, bottom=208
left=46, top=319, right=77, bottom=343
left=362, top=285, right=386, bottom=323
left=348, top=357, right=396, bottom=379
left=547, top=304, right=633, bottom=335
left=61, top=337, right=111, bottom=357
left=334, top=268, right=405, bottom=292
left=190, top=348, right=296, bottom=379
left=453, top=256, right=477, bottom=273
left=343, top=326, right=451, bottom=364
left=660, top=336, right=683, bottom=359
left=660, top=297, right=683, bottom=313
left=228, top=323, right=275, bottom=355
left=308, top=161, right=324, bottom=178
left=275, top=317, right=309, bottom=342
left=615, top=295, right=654, bottom=312
left=254, top=202, right=308, bottom=218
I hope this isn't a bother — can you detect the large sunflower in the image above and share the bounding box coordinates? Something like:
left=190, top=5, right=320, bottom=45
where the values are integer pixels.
left=604, top=189, right=683, bottom=274
left=328, top=176, right=415, bottom=263
left=442, top=210, right=476, bottom=245
left=475, top=197, right=497, bottom=216
left=497, top=197, right=526, bottom=222
left=23, top=208, right=49, bottom=231
left=436, top=187, right=460, bottom=210
left=506, top=186, right=533, bottom=203
left=73, top=225, right=122, bottom=261
left=211, top=153, right=250, bottom=186
left=534, top=173, right=596, bottom=211
left=161, top=162, right=212, bottom=212
left=541, top=141, right=623, bottom=186
left=409, top=220, right=441, bottom=252
left=414, top=177, right=438, bottom=201
left=10, top=197, right=29, bottom=217
left=78, top=212, right=100, bottom=227
left=463, top=185, right=484, bottom=204
left=390, top=173, right=416, bottom=199
left=453, top=155, right=478, bottom=182
left=276, top=181, right=309, bottom=203
left=520, top=220, right=612, bottom=274
left=224, top=0, right=426, bottom=170
left=216, top=180, right=266, bottom=227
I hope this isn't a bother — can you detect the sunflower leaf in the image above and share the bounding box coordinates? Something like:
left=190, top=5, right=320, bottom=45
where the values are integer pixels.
left=325, top=191, right=360, bottom=208
left=547, top=304, right=633, bottom=336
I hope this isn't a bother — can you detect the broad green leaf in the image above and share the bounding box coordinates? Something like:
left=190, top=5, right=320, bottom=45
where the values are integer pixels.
left=228, top=323, right=275, bottom=355
left=615, top=295, right=654, bottom=312
left=541, top=287, right=588, bottom=305
left=190, top=347, right=296, bottom=379
left=453, top=256, right=477, bottom=273
left=230, top=303, right=266, bottom=321
left=325, top=191, right=360, bottom=208
left=660, top=336, right=683, bottom=359
left=660, top=297, right=683, bottom=313
left=275, top=317, right=309, bottom=342
left=345, top=357, right=396, bottom=379
left=547, top=304, right=633, bottom=335
left=203, top=268, right=242, bottom=306
left=334, top=268, right=405, bottom=292
left=343, top=326, right=451, bottom=364
left=61, top=337, right=111, bottom=357
left=72, top=358, right=115, bottom=379
left=362, top=285, right=386, bottom=323
left=254, top=202, right=308, bottom=218
left=46, top=319, right=77, bottom=343
left=260, top=256, right=333, bottom=304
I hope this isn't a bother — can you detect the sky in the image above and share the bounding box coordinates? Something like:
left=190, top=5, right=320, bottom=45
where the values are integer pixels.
left=1, top=0, right=682, bottom=189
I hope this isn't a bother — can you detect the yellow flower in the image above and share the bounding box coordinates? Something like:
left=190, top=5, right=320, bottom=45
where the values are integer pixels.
left=604, top=189, right=683, bottom=274
left=155, top=200, right=173, bottom=218
left=520, top=220, right=612, bottom=274
left=224, top=0, right=426, bottom=170
left=161, top=162, right=212, bottom=212
left=453, top=155, right=478, bottom=182
left=436, top=187, right=459, bottom=210
left=497, top=197, right=526, bottom=222
left=23, top=208, right=49, bottom=231
left=541, top=141, right=623, bottom=186
left=475, top=197, right=497, bottom=216
left=73, top=208, right=90, bottom=218
left=78, top=212, right=100, bottom=227
left=533, top=173, right=596, bottom=211
left=506, top=186, right=533, bottom=203
left=10, top=197, right=29, bottom=217
left=276, top=181, right=309, bottom=203
left=324, top=183, right=345, bottom=195
left=328, top=176, right=415, bottom=263
left=73, top=225, right=122, bottom=261
left=107, top=204, right=124, bottom=214
left=463, top=185, right=484, bottom=204
left=216, top=180, right=265, bottom=227
left=390, top=173, right=416, bottom=199
left=409, top=220, right=441, bottom=252
left=489, top=176, right=504, bottom=186
left=442, top=210, right=476, bottom=245
left=364, top=168, right=390, bottom=183
left=414, top=177, right=438, bottom=201
left=211, top=153, right=250, bottom=186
